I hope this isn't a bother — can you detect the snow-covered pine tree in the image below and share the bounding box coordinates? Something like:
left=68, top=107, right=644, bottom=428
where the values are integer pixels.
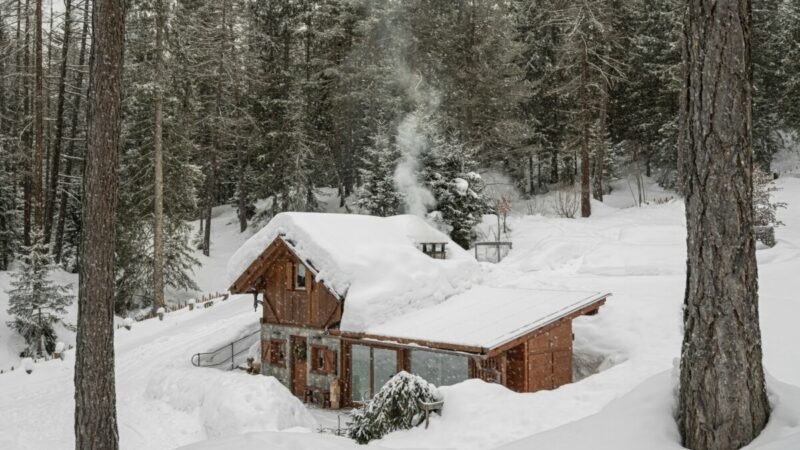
left=357, top=123, right=403, bottom=216
left=0, top=144, right=19, bottom=270
left=115, top=0, right=200, bottom=313
left=422, top=131, right=490, bottom=249
left=753, top=168, right=786, bottom=229
left=348, top=371, right=442, bottom=445
left=5, top=230, right=73, bottom=357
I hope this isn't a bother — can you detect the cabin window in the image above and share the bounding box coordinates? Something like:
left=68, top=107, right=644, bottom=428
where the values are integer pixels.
left=351, top=345, right=371, bottom=402
left=373, top=348, right=397, bottom=392
left=268, top=339, right=286, bottom=366
left=350, top=345, right=399, bottom=402
left=295, top=264, right=307, bottom=290
left=410, top=350, right=468, bottom=387
left=311, top=346, right=337, bottom=375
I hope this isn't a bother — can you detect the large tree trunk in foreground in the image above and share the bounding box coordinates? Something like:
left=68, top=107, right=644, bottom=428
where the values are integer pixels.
left=74, top=0, right=124, bottom=447
left=679, top=1, right=770, bottom=449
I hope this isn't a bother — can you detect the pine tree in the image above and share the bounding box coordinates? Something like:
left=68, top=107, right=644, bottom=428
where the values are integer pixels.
left=679, top=0, right=770, bottom=447
left=753, top=168, right=786, bottom=228
left=5, top=230, right=73, bottom=357
left=115, top=0, right=199, bottom=313
left=357, top=123, right=403, bottom=217
left=422, top=129, right=489, bottom=249
left=0, top=143, right=19, bottom=270
left=348, top=371, right=442, bottom=445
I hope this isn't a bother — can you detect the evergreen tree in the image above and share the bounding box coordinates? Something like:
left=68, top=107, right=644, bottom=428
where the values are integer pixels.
left=5, top=230, right=73, bottom=357
left=357, top=123, right=403, bottom=216
left=753, top=168, right=786, bottom=228
left=422, top=129, right=490, bottom=249
left=348, top=371, right=442, bottom=445
left=0, top=143, right=18, bottom=270
left=115, top=0, right=199, bottom=313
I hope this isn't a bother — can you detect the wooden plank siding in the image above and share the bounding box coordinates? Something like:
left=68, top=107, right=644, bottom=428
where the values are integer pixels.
left=230, top=237, right=342, bottom=329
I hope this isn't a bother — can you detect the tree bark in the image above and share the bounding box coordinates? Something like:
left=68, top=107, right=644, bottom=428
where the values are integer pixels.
left=579, top=41, right=591, bottom=217
left=44, top=0, right=73, bottom=243
left=679, top=1, right=769, bottom=449
left=152, top=0, right=165, bottom=313
left=33, top=0, right=42, bottom=230
left=202, top=156, right=214, bottom=257
left=22, top=0, right=31, bottom=246
left=592, top=78, right=608, bottom=202
left=74, top=0, right=124, bottom=447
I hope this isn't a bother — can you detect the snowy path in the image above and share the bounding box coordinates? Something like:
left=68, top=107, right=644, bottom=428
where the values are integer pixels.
left=0, top=297, right=271, bottom=449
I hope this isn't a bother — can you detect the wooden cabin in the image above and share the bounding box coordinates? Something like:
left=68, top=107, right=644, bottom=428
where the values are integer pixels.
left=228, top=213, right=608, bottom=408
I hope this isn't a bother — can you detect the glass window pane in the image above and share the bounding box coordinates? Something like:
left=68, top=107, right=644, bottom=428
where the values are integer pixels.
left=411, top=351, right=469, bottom=387
left=351, top=345, right=370, bottom=403
left=373, top=348, right=398, bottom=393
left=296, top=264, right=306, bottom=289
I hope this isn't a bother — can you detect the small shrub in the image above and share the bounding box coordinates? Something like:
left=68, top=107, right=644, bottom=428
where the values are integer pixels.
left=347, top=371, right=442, bottom=444
left=551, top=187, right=579, bottom=218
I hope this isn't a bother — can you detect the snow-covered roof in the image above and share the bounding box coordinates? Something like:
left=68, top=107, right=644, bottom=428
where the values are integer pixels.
left=227, top=212, right=480, bottom=332
left=362, top=286, right=609, bottom=349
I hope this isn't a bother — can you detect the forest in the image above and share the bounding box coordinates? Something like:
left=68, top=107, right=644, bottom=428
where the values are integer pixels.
left=0, top=0, right=798, bottom=318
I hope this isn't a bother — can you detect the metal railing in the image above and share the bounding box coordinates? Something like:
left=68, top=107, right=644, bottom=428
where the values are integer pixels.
left=191, top=328, right=260, bottom=370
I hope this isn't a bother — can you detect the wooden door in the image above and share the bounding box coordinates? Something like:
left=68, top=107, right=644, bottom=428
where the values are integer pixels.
left=291, top=336, right=307, bottom=397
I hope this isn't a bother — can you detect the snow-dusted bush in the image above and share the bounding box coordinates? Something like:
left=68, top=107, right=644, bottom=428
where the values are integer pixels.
left=551, top=187, right=579, bottom=218
left=348, top=371, right=442, bottom=444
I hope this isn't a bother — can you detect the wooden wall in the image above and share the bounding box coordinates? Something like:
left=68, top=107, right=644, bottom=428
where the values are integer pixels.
left=259, top=240, right=342, bottom=329
left=503, top=319, right=573, bottom=393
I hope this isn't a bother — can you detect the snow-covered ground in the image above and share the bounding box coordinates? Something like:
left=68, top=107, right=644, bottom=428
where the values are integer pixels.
left=2, top=169, right=800, bottom=449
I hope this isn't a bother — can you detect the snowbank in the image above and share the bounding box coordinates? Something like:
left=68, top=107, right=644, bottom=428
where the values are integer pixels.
left=176, top=431, right=382, bottom=450
left=498, top=371, right=800, bottom=450
left=145, top=369, right=316, bottom=438
left=227, top=213, right=480, bottom=331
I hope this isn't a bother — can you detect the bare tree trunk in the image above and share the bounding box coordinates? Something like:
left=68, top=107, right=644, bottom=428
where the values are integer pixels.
left=74, top=0, right=124, bottom=447
left=22, top=0, right=31, bottom=245
left=202, top=156, right=214, bottom=257
left=152, top=0, right=165, bottom=313
left=44, top=0, right=73, bottom=243
left=592, top=79, right=608, bottom=202
left=579, top=42, right=591, bottom=217
left=679, top=1, right=769, bottom=449
left=33, top=0, right=42, bottom=230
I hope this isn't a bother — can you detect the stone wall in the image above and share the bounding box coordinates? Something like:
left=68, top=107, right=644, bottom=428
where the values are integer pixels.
left=260, top=323, right=340, bottom=392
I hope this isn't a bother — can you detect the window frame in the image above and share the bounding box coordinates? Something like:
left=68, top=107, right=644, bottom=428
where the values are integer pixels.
left=310, top=345, right=326, bottom=374
left=294, top=263, right=307, bottom=291
left=349, top=344, right=399, bottom=402
left=268, top=339, right=286, bottom=367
